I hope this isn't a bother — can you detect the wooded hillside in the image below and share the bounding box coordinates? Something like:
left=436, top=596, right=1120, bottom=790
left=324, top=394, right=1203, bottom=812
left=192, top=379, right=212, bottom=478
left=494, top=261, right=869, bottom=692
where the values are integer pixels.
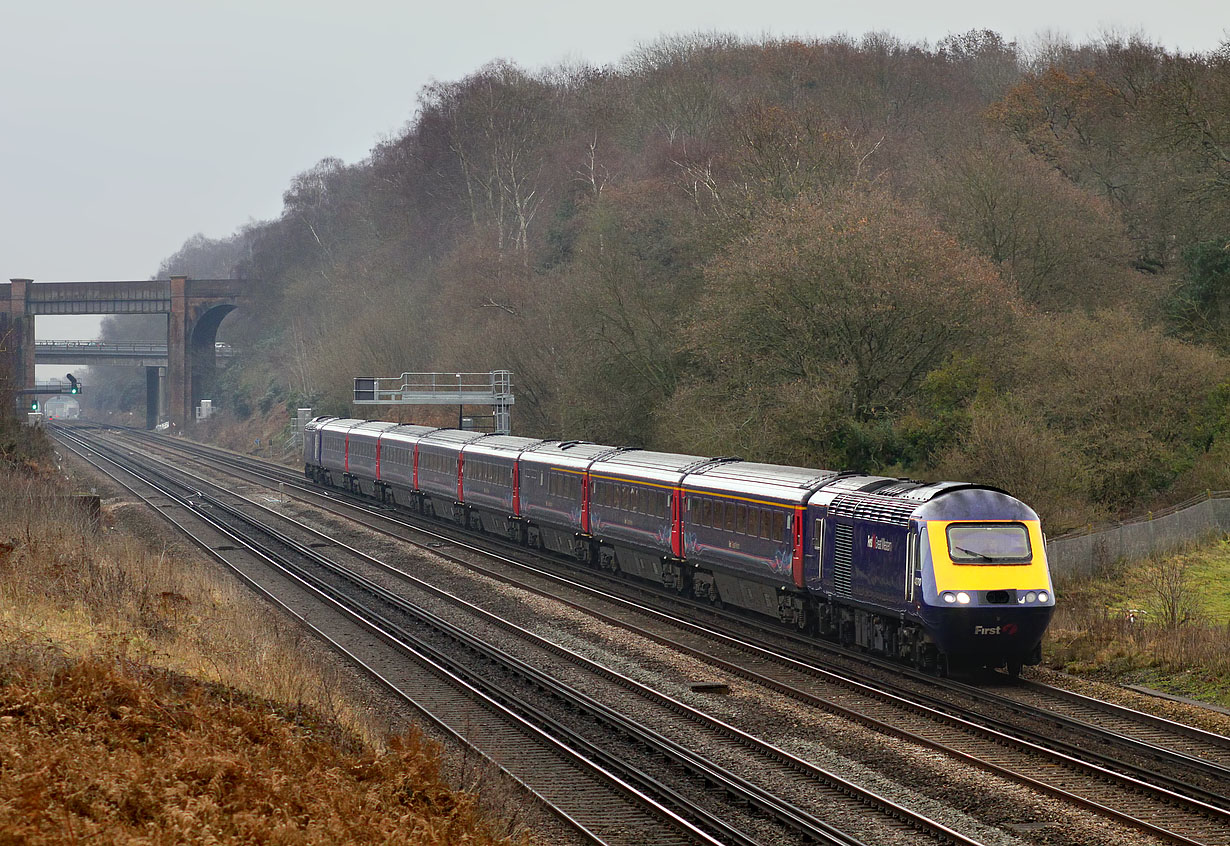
left=106, top=31, right=1230, bottom=532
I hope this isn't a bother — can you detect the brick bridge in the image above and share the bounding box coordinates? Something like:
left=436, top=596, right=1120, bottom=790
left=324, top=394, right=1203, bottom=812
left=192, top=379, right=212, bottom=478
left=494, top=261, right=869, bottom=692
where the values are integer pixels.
left=0, top=276, right=247, bottom=427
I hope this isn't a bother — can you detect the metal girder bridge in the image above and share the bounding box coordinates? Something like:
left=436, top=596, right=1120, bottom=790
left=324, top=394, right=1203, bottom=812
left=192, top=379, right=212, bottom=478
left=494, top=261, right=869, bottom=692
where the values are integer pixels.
left=353, top=370, right=514, bottom=434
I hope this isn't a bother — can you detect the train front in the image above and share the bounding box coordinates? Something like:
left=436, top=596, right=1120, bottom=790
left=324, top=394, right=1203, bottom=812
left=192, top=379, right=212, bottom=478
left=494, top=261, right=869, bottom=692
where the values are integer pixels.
left=914, top=488, right=1055, bottom=673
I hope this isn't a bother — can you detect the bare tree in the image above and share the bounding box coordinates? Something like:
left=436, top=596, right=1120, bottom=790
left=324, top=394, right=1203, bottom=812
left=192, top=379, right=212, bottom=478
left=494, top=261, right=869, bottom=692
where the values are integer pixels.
left=1141, top=553, right=1198, bottom=629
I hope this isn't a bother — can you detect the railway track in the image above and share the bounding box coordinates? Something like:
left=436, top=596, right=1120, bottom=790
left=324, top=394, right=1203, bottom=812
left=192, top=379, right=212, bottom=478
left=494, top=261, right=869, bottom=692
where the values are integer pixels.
left=60, top=424, right=1230, bottom=845
left=54, top=424, right=988, bottom=846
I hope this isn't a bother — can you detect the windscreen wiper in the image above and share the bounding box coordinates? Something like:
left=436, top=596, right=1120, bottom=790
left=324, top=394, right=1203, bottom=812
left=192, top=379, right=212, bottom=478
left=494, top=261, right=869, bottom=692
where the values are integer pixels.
left=952, top=544, right=993, bottom=561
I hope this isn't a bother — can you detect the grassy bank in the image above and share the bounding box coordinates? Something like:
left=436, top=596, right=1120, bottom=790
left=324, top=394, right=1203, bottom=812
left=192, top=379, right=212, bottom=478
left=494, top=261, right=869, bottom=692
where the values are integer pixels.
left=1044, top=534, right=1230, bottom=707
left=0, top=461, right=526, bottom=843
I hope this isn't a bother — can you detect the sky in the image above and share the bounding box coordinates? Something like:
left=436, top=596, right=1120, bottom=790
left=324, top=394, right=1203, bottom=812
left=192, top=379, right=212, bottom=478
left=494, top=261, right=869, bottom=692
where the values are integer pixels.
left=2, top=0, right=1225, bottom=348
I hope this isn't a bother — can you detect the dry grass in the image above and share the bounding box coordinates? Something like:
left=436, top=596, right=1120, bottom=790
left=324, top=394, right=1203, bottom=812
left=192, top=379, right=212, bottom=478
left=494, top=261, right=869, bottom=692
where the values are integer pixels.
left=0, top=471, right=526, bottom=844
left=0, top=476, right=364, bottom=731
left=1046, top=537, right=1230, bottom=706
left=0, top=643, right=495, bottom=844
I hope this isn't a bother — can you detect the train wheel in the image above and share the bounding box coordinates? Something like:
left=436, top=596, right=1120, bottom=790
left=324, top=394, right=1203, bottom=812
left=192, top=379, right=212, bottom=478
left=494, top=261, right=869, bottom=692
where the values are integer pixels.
left=1007, top=660, right=1023, bottom=679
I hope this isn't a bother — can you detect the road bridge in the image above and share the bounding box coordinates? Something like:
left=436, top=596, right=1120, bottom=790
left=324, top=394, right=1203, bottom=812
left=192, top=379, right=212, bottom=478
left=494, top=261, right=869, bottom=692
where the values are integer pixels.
left=1, top=277, right=248, bottom=427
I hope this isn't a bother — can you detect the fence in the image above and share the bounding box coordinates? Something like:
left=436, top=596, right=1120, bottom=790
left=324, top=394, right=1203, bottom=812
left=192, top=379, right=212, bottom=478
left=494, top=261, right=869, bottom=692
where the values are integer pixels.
left=1045, top=491, right=1230, bottom=580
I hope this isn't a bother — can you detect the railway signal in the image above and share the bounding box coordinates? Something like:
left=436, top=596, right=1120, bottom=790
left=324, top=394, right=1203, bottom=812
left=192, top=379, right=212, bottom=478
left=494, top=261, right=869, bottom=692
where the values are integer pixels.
left=66, top=373, right=80, bottom=394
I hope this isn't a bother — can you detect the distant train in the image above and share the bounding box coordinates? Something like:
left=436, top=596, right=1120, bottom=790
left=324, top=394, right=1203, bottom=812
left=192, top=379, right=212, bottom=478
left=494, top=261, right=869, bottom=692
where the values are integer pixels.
left=43, top=396, right=81, bottom=420
left=303, top=418, right=1055, bottom=676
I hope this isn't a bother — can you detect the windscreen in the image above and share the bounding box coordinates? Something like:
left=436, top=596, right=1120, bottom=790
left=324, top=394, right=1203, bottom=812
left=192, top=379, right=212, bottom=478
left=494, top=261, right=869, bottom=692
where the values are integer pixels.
left=946, top=523, right=1032, bottom=564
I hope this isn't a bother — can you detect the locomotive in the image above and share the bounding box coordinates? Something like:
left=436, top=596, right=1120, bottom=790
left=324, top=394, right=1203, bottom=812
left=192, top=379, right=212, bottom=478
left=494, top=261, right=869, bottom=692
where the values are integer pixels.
left=303, top=417, right=1054, bottom=676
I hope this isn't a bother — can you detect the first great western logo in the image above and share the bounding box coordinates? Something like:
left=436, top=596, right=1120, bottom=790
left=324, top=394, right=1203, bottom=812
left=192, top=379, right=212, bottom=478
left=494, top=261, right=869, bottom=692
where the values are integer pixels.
left=866, top=534, right=893, bottom=552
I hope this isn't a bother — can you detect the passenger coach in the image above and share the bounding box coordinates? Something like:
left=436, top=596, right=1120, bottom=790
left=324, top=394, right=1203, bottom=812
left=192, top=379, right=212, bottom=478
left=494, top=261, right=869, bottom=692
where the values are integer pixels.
left=302, top=417, right=1054, bottom=675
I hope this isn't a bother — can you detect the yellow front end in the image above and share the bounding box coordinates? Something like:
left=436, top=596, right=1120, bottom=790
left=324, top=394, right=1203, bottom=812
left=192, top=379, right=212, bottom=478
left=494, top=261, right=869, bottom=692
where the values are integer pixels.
left=928, top=520, right=1052, bottom=595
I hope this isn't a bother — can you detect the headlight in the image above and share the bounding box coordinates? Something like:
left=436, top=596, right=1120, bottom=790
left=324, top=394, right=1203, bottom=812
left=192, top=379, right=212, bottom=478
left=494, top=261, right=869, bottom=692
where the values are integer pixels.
left=956, top=592, right=971, bottom=605
left=942, top=592, right=956, bottom=603
left=1038, top=591, right=1049, bottom=603
left=1026, top=591, right=1037, bottom=603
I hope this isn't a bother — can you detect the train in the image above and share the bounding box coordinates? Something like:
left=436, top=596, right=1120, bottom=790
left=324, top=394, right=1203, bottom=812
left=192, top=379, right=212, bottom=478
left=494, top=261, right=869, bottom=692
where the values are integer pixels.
left=303, top=417, right=1055, bottom=676
left=44, top=396, right=81, bottom=420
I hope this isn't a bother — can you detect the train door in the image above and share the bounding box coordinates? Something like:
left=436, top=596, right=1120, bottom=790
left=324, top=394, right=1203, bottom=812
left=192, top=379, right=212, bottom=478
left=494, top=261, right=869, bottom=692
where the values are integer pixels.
left=803, top=507, right=826, bottom=591
left=905, top=521, right=922, bottom=604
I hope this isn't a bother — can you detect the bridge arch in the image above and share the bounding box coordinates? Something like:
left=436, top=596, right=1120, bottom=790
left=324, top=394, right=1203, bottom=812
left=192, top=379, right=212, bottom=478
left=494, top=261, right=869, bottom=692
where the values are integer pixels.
left=3, top=275, right=249, bottom=426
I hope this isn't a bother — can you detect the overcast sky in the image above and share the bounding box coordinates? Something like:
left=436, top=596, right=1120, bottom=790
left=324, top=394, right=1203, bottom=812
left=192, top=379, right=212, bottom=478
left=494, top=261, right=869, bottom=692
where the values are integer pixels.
left=3, top=0, right=1225, bottom=344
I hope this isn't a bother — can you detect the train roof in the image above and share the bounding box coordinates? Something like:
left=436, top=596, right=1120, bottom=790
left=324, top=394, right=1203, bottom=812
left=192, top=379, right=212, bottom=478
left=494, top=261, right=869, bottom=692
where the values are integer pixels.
left=913, top=486, right=1037, bottom=522
left=683, top=461, right=840, bottom=504
left=417, top=428, right=490, bottom=449
left=590, top=449, right=721, bottom=485
left=317, top=418, right=367, bottom=434
left=463, top=435, right=549, bottom=458
left=517, top=441, right=625, bottom=471
left=379, top=424, right=442, bottom=446
left=808, top=477, right=1023, bottom=526
left=351, top=420, right=398, bottom=433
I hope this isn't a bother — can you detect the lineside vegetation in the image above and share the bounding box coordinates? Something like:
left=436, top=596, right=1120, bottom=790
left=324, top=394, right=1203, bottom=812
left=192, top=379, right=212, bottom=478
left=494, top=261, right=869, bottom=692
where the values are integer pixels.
left=0, top=444, right=528, bottom=844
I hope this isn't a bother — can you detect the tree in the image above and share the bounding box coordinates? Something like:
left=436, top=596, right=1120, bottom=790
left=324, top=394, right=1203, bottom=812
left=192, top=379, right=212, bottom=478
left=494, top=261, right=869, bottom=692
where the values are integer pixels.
left=1167, top=238, right=1230, bottom=347
left=1005, top=309, right=1230, bottom=506
left=1141, top=553, right=1198, bottom=629
left=661, top=187, right=1016, bottom=465
left=920, top=137, right=1139, bottom=310
left=419, top=62, right=561, bottom=260
left=550, top=180, right=713, bottom=444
